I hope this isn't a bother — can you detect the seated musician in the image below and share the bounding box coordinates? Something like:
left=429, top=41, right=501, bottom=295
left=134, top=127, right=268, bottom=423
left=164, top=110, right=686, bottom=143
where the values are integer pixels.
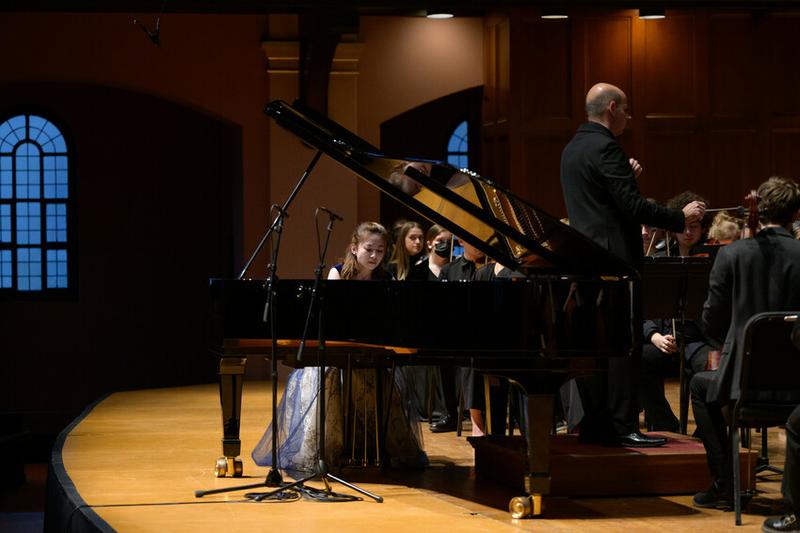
left=407, top=224, right=452, bottom=280
left=640, top=191, right=715, bottom=432
left=386, top=221, right=424, bottom=280
left=252, top=222, right=426, bottom=473
left=707, top=211, right=743, bottom=243
left=429, top=239, right=487, bottom=433
left=690, top=176, right=800, bottom=510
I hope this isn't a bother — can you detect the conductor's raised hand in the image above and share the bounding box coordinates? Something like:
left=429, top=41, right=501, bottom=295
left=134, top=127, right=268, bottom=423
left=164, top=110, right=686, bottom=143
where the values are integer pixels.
left=682, top=200, right=706, bottom=225
left=629, top=158, right=643, bottom=178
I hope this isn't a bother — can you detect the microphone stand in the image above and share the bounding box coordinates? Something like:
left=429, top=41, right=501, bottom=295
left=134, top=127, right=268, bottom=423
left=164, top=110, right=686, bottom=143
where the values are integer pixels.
left=248, top=208, right=383, bottom=503
left=195, top=150, right=322, bottom=499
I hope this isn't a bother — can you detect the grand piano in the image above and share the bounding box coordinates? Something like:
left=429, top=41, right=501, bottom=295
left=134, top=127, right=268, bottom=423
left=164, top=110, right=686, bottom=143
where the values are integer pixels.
left=208, top=100, right=641, bottom=517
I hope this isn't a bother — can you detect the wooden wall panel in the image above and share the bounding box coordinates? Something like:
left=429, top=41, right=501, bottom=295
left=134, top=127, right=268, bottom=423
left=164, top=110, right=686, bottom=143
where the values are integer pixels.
left=771, top=131, right=800, bottom=179
left=768, top=15, right=800, bottom=117
left=709, top=15, right=756, bottom=119
left=521, top=134, right=572, bottom=213
left=584, top=16, right=633, bottom=95
left=481, top=13, right=511, bottom=186
left=640, top=132, right=700, bottom=201
left=518, top=16, right=572, bottom=123
left=641, top=15, right=697, bottom=114
left=709, top=131, right=762, bottom=206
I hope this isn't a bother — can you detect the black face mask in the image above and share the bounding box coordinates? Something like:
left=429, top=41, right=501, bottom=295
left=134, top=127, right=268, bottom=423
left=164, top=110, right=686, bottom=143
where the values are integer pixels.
left=433, top=239, right=451, bottom=258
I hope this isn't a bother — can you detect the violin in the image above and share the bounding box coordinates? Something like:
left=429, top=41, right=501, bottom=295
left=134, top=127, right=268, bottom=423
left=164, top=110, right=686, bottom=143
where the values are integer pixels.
left=744, top=189, right=760, bottom=238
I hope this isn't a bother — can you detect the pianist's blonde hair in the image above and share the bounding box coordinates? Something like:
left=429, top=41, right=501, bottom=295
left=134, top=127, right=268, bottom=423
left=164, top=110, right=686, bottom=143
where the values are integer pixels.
left=340, top=222, right=389, bottom=280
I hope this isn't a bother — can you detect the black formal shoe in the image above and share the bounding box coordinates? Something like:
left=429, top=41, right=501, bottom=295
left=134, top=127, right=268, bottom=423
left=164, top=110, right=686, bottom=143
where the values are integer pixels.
left=692, top=480, right=733, bottom=510
left=429, top=415, right=457, bottom=433
left=763, top=513, right=799, bottom=532
left=617, top=431, right=667, bottom=447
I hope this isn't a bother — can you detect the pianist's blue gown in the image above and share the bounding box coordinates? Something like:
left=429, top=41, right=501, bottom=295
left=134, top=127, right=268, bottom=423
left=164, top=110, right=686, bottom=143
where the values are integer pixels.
left=251, top=367, right=428, bottom=475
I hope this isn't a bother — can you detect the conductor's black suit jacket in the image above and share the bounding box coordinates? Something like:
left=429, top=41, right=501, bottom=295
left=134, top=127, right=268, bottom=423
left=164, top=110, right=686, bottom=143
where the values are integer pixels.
left=701, top=226, right=800, bottom=404
left=560, top=122, right=684, bottom=267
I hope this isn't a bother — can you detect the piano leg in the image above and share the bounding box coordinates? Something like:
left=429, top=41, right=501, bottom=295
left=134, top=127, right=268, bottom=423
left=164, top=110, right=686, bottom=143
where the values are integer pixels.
left=216, top=356, right=247, bottom=477
left=509, top=393, right=553, bottom=519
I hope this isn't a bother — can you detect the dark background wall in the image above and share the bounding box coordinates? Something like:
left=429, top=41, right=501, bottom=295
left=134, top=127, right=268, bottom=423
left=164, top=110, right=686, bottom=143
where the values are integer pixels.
left=483, top=8, right=800, bottom=215
left=0, top=83, right=238, bottom=449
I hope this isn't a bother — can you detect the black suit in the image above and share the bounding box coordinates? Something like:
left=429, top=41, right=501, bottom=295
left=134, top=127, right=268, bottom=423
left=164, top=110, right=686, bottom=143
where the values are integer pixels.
left=560, top=121, right=685, bottom=435
left=701, top=227, right=800, bottom=404
left=691, top=226, right=800, bottom=490
left=560, top=122, right=684, bottom=267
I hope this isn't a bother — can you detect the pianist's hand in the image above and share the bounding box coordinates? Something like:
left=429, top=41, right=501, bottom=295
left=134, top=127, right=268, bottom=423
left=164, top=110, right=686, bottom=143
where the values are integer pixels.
left=629, top=158, right=643, bottom=178
left=651, top=333, right=677, bottom=354
left=682, top=200, right=706, bottom=225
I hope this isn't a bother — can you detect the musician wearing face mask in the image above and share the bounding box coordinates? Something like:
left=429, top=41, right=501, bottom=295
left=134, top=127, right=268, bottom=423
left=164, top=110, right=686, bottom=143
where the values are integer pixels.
left=408, top=225, right=452, bottom=281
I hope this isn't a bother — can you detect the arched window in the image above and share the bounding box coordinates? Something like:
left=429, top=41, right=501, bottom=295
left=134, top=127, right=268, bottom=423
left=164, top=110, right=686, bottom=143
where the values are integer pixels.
left=446, top=120, right=469, bottom=169
left=0, top=114, right=72, bottom=293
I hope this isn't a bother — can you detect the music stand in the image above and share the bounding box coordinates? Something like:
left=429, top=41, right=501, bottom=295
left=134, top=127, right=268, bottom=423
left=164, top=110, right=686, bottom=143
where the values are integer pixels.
left=642, top=256, right=711, bottom=434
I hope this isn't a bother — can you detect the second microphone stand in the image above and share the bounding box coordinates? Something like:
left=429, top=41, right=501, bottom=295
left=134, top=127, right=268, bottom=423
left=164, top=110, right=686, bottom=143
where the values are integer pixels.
left=249, top=209, right=383, bottom=503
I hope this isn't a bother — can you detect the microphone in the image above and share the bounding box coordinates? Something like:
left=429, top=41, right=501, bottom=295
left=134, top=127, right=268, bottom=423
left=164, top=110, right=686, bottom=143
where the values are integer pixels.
left=318, top=206, right=343, bottom=221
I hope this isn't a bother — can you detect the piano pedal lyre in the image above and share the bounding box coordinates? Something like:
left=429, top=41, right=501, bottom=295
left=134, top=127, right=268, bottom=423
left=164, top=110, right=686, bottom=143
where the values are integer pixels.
left=508, top=494, right=543, bottom=519
left=214, top=456, right=243, bottom=478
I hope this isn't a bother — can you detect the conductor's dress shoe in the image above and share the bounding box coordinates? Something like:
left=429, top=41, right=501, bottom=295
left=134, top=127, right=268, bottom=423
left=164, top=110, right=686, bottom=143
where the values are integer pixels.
left=429, top=415, right=457, bottom=433
left=617, top=431, right=667, bottom=448
left=763, top=513, right=799, bottom=532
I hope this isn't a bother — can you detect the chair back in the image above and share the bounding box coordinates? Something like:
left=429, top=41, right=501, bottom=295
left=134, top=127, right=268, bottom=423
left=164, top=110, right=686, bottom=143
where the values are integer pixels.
left=738, top=311, right=800, bottom=409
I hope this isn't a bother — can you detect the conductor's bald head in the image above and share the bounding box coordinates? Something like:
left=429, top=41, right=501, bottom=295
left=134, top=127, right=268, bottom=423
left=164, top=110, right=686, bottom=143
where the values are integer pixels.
left=585, top=83, right=629, bottom=136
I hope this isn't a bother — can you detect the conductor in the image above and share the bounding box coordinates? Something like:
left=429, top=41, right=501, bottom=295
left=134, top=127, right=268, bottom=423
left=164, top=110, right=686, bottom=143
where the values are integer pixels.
left=560, top=82, right=705, bottom=447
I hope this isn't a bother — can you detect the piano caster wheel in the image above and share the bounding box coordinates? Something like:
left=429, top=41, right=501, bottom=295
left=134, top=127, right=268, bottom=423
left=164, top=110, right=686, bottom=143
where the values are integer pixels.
left=215, top=457, right=228, bottom=477
left=215, top=457, right=243, bottom=478
left=509, top=495, right=542, bottom=519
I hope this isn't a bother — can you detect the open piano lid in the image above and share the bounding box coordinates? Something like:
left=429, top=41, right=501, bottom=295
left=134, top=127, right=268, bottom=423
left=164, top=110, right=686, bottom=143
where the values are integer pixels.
left=265, top=100, right=637, bottom=279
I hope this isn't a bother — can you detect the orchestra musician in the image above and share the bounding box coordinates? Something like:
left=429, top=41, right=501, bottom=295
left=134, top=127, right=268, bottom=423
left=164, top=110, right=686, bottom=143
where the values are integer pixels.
left=690, top=176, right=800, bottom=510
left=640, top=191, right=715, bottom=433
left=560, top=82, right=706, bottom=447
left=707, top=211, right=743, bottom=244
left=408, top=224, right=452, bottom=280
left=387, top=221, right=424, bottom=280
left=429, top=239, right=486, bottom=433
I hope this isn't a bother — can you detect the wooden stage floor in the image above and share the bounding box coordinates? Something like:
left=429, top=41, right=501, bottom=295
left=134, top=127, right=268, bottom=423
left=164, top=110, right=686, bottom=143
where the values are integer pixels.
left=52, top=380, right=789, bottom=532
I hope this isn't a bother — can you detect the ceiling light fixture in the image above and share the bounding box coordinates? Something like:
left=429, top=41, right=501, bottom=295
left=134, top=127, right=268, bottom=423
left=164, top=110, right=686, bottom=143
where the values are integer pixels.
left=426, top=9, right=454, bottom=19
left=541, top=8, right=568, bottom=20
left=639, top=8, right=666, bottom=19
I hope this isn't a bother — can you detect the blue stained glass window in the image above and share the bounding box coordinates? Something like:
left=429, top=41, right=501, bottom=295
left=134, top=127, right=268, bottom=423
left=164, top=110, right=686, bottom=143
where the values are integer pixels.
left=0, top=113, right=70, bottom=293
left=17, top=247, right=42, bottom=291
left=446, top=120, right=469, bottom=169
left=0, top=204, right=10, bottom=243
left=0, top=249, right=11, bottom=288
left=46, top=249, right=68, bottom=288
left=46, top=203, right=67, bottom=242
left=16, top=202, right=41, bottom=245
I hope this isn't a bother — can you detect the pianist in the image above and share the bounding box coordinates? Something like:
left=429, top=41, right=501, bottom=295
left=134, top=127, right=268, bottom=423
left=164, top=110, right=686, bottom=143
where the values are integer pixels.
left=560, top=82, right=705, bottom=447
